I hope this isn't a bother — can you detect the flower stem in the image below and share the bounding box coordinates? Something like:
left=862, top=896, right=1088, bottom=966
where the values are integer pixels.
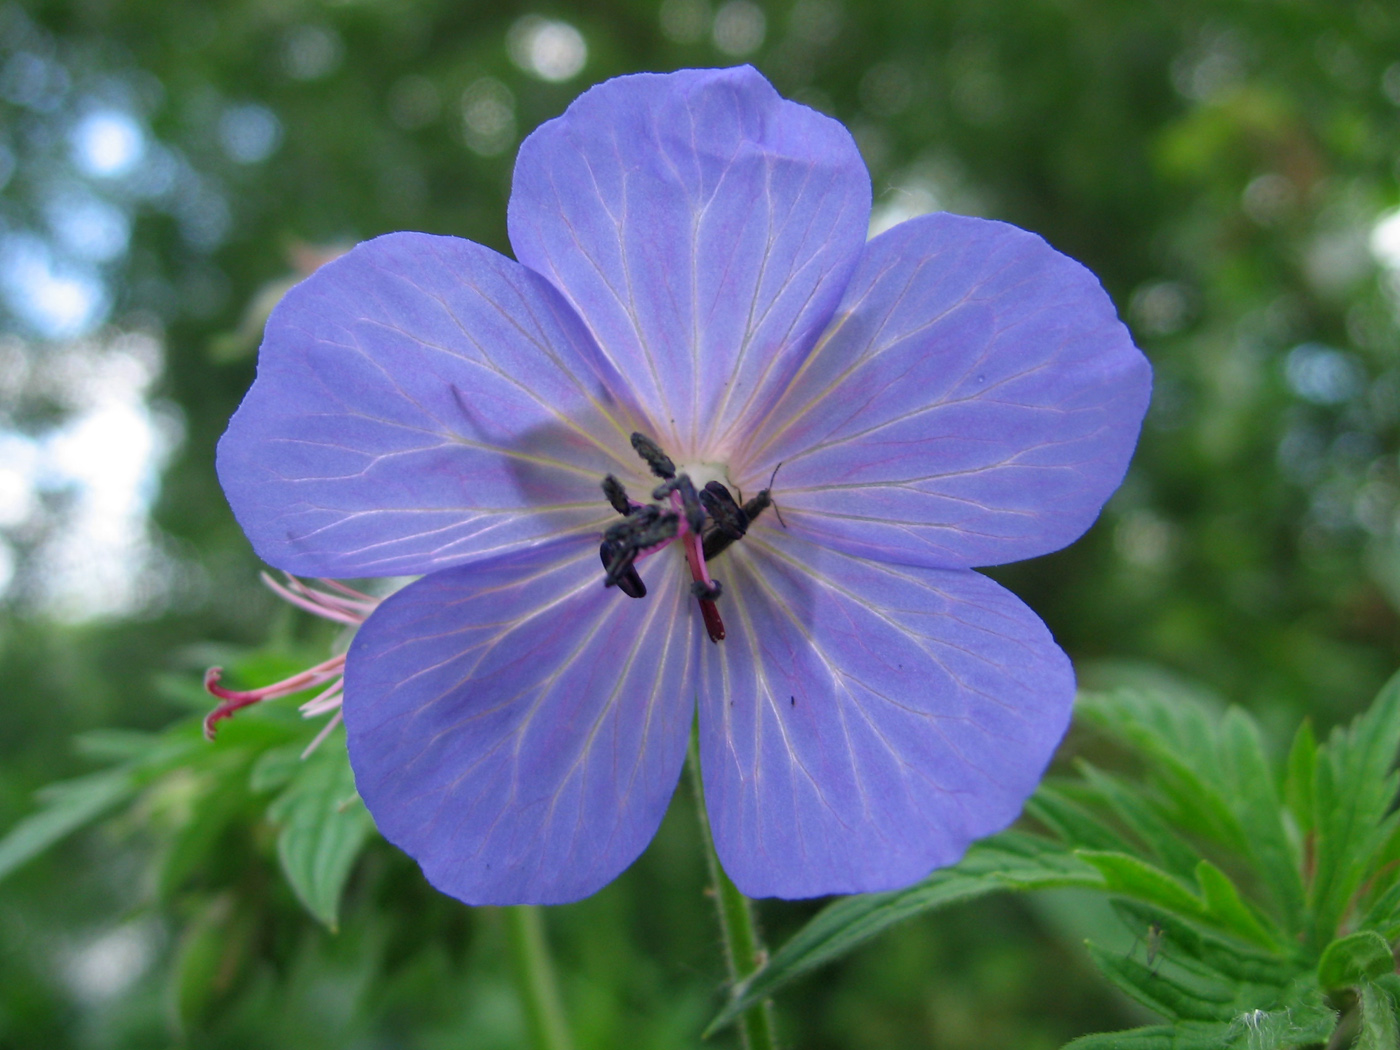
left=686, top=731, right=778, bottom=1050
left=503, top=905, right=574, bottom=1050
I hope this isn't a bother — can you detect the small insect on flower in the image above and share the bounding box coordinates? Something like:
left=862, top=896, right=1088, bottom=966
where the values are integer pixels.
left=216, top=66, right=1151, bottom=905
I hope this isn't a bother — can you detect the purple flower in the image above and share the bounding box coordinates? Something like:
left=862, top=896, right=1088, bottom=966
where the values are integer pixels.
left=217, top=66, right=1151, bottom=904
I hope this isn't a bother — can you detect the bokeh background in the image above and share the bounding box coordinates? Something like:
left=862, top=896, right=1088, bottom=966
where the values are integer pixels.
left=1, top=0, right=1398, bottom=1047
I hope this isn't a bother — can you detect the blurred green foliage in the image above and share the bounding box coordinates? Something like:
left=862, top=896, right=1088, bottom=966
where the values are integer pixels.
left=1, top=0, right=1399, bottom=1046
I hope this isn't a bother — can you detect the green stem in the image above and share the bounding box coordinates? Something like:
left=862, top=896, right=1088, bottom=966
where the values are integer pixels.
left=687, top=731, right=778, bottom=1050
left=503, top=905, right=574, bottom=1050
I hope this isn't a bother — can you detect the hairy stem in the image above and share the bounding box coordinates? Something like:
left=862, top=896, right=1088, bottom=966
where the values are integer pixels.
left=503, top=905, right=574, bottom=1050
left=687, top=730, right=778, bottom=1050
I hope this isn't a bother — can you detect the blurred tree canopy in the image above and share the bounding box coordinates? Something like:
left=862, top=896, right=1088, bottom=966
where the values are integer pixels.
left=1, top=0, right=1398, bottom=1047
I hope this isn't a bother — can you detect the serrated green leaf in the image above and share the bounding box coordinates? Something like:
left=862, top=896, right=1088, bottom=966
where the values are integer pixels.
left=267, top=742, right=374, bottom=930
left=1317, top=930, right=1395, bottom=990
left=1221, top=1001, right=1337, bottom=1050
left=1360, top=811, right=1400, bottom=916
left=1078, top=851, right=1207, bottom=919
left=706, top=833, right=1101, bottom=1034
left=1282, top=719, right=1316, bottom=837
left=1275, top=978, right=1342, bottom=1044
left=1312, top=669, right=1400, bottom=944
left=1358, top=982, right=1400, bottom=1050
left=1375, top=972, right=1400, bottom=1000
left=1194, top=861, right=1281, bottom=950
left=1078, top=691, right=1247, bottom=852
left=0, top=768, right=135, bottom=883
left=1061, top=1021, right=1234, bottom=1050
left=1112, top=902, right=1296, bottom=988
left=1076, top=763, right=1202, bottom=879
left=1028, top=784, right=1138, bottom=853
left=1085, top=941, right=1239, bottom=1022
left=1216, top=708, right=1306, bottom=932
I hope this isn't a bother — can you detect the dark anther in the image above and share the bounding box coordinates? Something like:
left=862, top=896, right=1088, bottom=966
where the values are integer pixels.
left=604, top=503, right=658, bottom=541
left=630, top=432, right=675, bottom=479
left=604, top=508, right=678, bottom=550
left=650, top=473, right=704, bottom=533
left=599, top=540, right=647, bottom=598
left=601, top=474, right=631, bottom=516
left=690, top=579, right=722, bottom=601
left=674, top=475, right=703, bottom=534
left=599, top=503, right=677, bottom=599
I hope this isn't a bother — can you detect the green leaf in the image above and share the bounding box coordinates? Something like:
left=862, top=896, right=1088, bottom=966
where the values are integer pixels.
left=1274, top=979, right=1343, bottom=1044
left=155, top=750, right=260, bottom=900
left=170, top=893, right=257, bottom=1035
left=250, top=745, right=303, bottom=793
left=1312, top=669, right=1400, bottom=943
left=1215, top=708, right=1306, bottom=932
left=1365, top=876, right=1400, bottom=941
left=1063, top=994, right=1334, bottom=1050
left=706, top=833, right=1102, bottom=1034
left=1358, top=982, right=1400, bottom=1050
left=1061, top=1021, right=1235, bottom=1049
left=1359, top=811, right=1400, bottom=914
left=155, top=671, right=223, bottom=711
left=1111, top=902, right=1295, bottom=988
left=1027, top=783, right=1139, bottom=853
left=1376, top=972, right=1400, bottom=1002
left=72, top=728, right=165, bottom=762
left=1316, top=930, right=1395, bottom=990
left=1084, top=941, right=1239, bottom=1022
left=1077, top=851, right=1207, bottom=919
left=1075, top=763, right=1202, bottom=879
left=267, top=741, right=374, bottom=930
left=0, top=768, right=135, bottom=883
left=1193, top=861, right=1281, bottom=950
left=1077, top=691, right=1246, bottom=851
left=1282, top=719, right=1316, bottom=837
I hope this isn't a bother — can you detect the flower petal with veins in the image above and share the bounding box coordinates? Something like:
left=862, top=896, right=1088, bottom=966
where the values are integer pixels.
left=698, top=527, right=1073, bottom=898
left=343, top=542, right=697, bottom=904
left=510, top=65, right=871, bottom=460
left=741, top=212, right=1151, bottom=569
left=218, top=233, right=645, bottom=578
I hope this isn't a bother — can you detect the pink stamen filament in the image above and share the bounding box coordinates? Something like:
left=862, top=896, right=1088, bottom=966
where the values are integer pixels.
left=672, top=491, right=724, bottom=642
left=203, top=654, right=346, bottom=740
left=301, top=709, right=344, bottom=759
left=202, top=574, right=381, bottom=748
left=260, top=572, right=374, bottom=625
left=299, top=680, right=345, bottom=717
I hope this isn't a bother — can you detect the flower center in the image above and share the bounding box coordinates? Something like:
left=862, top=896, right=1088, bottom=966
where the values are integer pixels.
left=597, top=433, right=777, bottom=643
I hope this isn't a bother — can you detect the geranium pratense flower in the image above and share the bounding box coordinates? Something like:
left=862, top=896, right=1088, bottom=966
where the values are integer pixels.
left=216, top=66, right=1151, bottom=904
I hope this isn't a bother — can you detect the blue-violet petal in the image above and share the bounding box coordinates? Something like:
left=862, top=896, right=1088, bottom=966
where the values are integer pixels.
left=742, top=212, right=1152, bottom=569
